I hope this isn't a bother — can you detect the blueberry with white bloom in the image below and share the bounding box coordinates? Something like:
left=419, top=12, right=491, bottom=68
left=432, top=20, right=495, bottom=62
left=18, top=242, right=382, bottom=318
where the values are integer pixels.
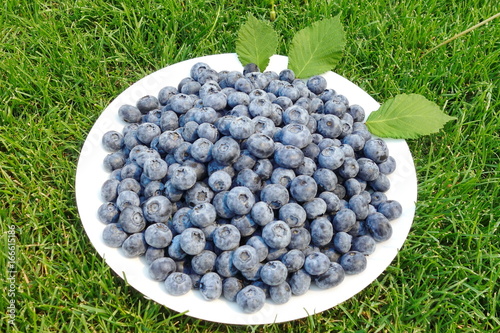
left=102, top=223, right=128, bottom=247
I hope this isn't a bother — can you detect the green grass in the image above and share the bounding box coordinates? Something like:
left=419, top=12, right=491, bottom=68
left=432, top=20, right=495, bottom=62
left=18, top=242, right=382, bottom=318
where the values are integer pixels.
left=1, top=0, right=499, bottom=331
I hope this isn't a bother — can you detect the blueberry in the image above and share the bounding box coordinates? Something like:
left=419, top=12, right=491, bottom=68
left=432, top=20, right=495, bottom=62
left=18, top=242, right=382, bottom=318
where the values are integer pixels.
left=149, top=257, right=176, bottom=281
left=352, top=122, right=372, bottom=141
left=333, top=231, right=353, bottom=254
left=324, top=100, right=347, bottom=117
left=233, top=150, right=257, bottom=171
left=260, top=260, right=288, bottom=286
left=279, top=203, right=307, bottom=228
left=283, top=105, right=309, bottom=125
left=248, top=97, right=273, bottom=118
left=180, top=121, right=199, bottom=143
left=222, top=277, right=244, bottom=302
left=331, top=208, right=357, bottom=232
left=169, top=93, right=195, bottom=114
left=262, top=220, right=291, bottom=249
left=213, top=224, right=241, bottom=251
left=117, top=178, right=141, bottom=195
left=227, top=91, right=250, bottom=108
left=163, top=180, right=184, bottom=202
left=145, top=246, right=165, bottom=264
left=252, top=116, right=276, bottom=137
left=369, top=173, right=391, bottom=192
left=279, top=123, right=313, bottom=149
left=234, top=77, right=254, bottom=94
left=179, top=228, right=206, bottom=255
left=215, top=250, right=239, bottom=277
left=377, top=200, right=403, bottom=220
left=158, top=86, right=178, bottom=105
left=191, top=250, right=217, bottom=275
left=236, top=257, right=262, bottom=279
left=196, top=122, right=219, bottom=143
left=169, top=165, right=197, bottom=190
left=144, top=222, right=173, bottom=248
left=231, top=214, right=258, bottom=237
left=349, top=194, right=370, bottom=220
left=120, top=162, right=143, bottom=181
left=189, top=202, right=216, bottom=228
left=260, top=183, right=289, bottom=209
left=269, top=282, right=292, bottom=305
left=304, top=251, right=330, bottom=276
left=344, top=178, right=362, bottom=197
left=339, top=251, right=367, bottom=275
left=102, top=130, right=124, bottom=152
left=310, top=217, right=334, bottom=246
left=170, top=207, right=192, bottom=234
left=101, top=179, right=120, bottom=202
left=317, top=137, right=339, bottom=151
left=225, top=186, right=255, bottom=215
left=317, top=114, right=342, bottom=139
left=290, top=175, right=318, bottom=202
left=167, top=235, right=187, bottom=260
left=314, top=262, right=345, bottom=289
left=103, top=151, right=126, bottom=172
left=313, top=168, right=338, bottom=192
left=271, top=167, right=296, bottom=189
left=377, top=156, right=397, bottom=175
left=306, top=75, right=327, bottom=94
left=278, top=85, right=301, bottom=102
left=250, top=201, right=274, bottom=227
left=121, top=233, right=147, bottom=258
left=356, top=157, right=380, bottom=182
left=363, top=138, right=389, bottom=163
left=118, top=206, right=145, bottom=233
left=370, top=191, right=387, bottom=208
left=158, top=130, right=184, bottom=154
left=236, top=285, right=266, bottom=313
left=102, top=223, right=128, bottom=247
left=266, top=247, right=288, bottom=261
left=184, top=181, right=214, bottom=207
left=280, top=249, right=305, bottom=273
left=190, top=62, right=211, bottom=81
left=235, top=168, right=262, bottom=193
left=302, top=143, right=321, bottom=161
left=288, top=269, right=311, bottom=296
left=98, top=202, right=120, bottom=224
left=140, top=157, right=166, bottom=181
left=278, top=69, right=295, bottom=83
left=246, top=236, right=269, bottom=262
left=212, top=191, right=235, bottom=219
left=351, top=235, right=376, bottom=255
left=318, top=146, right=345, bottom=170
left=232, top=245, right=260, bottom=272
left=189, top=138, right=213, bottom=163
left=203, top=91, right=227, bottom=111
left=208, top=170, right=232, bottom=192
left=211, top=136, right=240, bottom=165
left=366, top=212, right=393, bottom=242
left=245, top=133, right=275, bottom=159
left=253, top=158, right=274, bottom=180
left=136, top=122, right=161, bottom=145
left=319, top=191, right=341, bottom=213
left=274, top=145, right=305, bottom=169
left=347, top=104, right=365, bottom=122
left=164, top=272, right=192, bottom=296
left=118, top=104, right=142, bottom=123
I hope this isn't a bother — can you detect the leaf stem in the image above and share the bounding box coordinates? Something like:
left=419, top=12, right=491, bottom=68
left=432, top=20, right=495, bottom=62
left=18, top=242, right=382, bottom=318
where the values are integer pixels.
left=421, top=12, right=500, bottom=58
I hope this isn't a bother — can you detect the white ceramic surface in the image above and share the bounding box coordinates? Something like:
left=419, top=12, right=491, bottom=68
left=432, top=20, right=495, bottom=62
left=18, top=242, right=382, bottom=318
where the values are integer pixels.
left=75, top=53, right=417, bottom=325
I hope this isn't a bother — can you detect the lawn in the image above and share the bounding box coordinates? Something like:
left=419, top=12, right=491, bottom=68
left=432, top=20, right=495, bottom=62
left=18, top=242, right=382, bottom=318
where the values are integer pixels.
left=1, top=0, right=499, bottom=332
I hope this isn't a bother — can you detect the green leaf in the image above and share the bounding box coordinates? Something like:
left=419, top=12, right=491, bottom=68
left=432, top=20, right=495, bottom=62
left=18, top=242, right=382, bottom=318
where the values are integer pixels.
left=365, top=93, right=457, bottom=139
left=236, top=14, right=278, bottom=71
left=288, top=15, right=345, bottom=78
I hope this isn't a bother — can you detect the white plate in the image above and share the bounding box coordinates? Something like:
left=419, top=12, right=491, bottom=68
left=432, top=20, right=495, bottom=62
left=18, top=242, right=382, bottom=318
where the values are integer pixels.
left=75, top=53, right=417, bottom=325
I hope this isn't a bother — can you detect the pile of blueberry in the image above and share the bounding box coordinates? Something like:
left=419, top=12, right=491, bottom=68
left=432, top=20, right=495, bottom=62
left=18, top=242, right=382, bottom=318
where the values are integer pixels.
left=98, top=61, right=403, bottom=313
